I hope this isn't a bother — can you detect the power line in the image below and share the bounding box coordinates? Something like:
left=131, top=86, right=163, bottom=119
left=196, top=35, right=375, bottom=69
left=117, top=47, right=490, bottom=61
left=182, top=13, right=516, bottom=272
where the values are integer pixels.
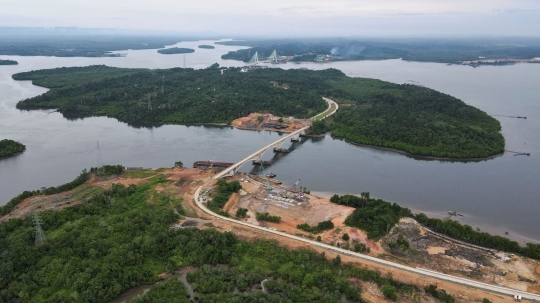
left=34, top=213, right=47, bottom=246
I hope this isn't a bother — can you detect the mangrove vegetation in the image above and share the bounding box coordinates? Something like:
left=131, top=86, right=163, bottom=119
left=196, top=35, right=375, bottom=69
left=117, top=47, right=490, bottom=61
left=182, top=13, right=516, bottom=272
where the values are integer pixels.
left=0, top=139, right=26, bottom=158
left=13, top=65, right=504, bottom=158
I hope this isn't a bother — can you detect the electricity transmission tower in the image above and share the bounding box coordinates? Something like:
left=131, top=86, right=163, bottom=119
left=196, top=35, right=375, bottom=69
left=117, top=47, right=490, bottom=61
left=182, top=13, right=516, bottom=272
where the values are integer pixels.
left=34, top=213, right=47, bottom=246
left=147, top=94, right=152, bottom=111
left=183, top=53, right=186, bottom=68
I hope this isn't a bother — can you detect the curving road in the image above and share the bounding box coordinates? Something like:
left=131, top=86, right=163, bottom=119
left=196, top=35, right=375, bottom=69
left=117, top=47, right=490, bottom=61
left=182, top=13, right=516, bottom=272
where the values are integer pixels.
left=320, top=97, right=339, bottom=120
left=214, top=97, right=338, bottom=180
left=193, top=186, right=540, bottom=302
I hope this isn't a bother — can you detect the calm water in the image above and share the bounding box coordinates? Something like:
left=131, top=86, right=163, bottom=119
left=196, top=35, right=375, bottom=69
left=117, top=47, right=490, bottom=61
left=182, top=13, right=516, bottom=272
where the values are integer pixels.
left=1, top=40, right=539, bottom=243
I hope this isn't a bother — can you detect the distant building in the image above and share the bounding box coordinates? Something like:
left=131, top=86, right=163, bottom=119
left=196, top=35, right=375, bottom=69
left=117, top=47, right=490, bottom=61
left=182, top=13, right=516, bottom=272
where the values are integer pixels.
left=269, top=81, right=279, bottom=86
left=282, top=84, right=290, bottom=89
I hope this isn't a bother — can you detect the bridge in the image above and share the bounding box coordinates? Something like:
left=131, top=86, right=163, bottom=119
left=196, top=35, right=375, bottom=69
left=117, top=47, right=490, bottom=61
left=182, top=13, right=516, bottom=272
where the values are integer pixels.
left=247, top=49, right=279, bottom=65
left=213, top=125, right=310, bottom=179
left=213, top=98, right=338, bottom=179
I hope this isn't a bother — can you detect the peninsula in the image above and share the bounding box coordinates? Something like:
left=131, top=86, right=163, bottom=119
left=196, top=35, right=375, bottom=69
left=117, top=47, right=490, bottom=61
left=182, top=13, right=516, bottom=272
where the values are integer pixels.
left=13, top=65, right=504, bottom=158
left=0, top=59, right=18, bottom=65
left=0, top=139, right=26, bottom=158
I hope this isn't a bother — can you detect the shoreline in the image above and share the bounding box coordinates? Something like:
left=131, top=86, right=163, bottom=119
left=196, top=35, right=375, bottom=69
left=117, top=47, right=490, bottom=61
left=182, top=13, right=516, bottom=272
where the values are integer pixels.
left=17, top=106, right=504, bottom=161
left=0, top=150, right=25, bottom=159
left=311, top=190, right=540, bottom=244
left=330, top=135, right=504, bottom=162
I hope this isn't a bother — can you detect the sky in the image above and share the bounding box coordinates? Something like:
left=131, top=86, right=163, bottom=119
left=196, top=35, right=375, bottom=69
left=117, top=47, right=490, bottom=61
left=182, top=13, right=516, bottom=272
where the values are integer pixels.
left=1, top=0, right=540, bottom=37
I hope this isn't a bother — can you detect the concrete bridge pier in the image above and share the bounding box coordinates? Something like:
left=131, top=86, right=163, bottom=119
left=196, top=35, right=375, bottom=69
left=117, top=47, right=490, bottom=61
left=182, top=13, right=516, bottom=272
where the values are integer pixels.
left=273, top=140, right=289, bottom=153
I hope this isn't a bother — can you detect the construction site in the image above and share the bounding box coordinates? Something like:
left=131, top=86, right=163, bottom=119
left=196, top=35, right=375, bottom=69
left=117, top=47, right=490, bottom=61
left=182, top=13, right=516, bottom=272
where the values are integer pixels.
left=3, top=166, right=540, bottom=302
left=230, top=112, right=312, bottom=133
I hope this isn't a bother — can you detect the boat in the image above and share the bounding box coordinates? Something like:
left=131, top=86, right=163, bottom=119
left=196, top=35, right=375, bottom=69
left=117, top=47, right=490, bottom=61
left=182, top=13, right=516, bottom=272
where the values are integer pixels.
left=266, top=173, right=276, bottom=178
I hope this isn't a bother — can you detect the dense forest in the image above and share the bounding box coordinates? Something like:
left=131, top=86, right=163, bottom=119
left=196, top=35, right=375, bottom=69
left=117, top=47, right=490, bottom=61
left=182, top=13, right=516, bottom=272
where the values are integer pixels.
left=0, top=28, right=186, bottom=57
left=157, top=47, right=195, bottom=54
left=0, top=172, right=425, bottom=302
left=0, top=139, right=26, bottom=157
left=0, top=59, right=18, bottom=65
left=14, top=65, right=329, bottom=123
left=330, top=193, right=412, bottom=240
left=198, top=45, right=215, bottom=49
left=326, top=78, right=505, bottom=158
left=218, top=37, right=540, bottom=63
left=13, top=65, right=504, bottom=158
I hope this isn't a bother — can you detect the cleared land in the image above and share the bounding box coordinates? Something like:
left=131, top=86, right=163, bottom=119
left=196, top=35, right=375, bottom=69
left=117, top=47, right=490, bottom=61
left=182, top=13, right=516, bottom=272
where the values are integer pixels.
left=4, top=167, right=539, bottom=302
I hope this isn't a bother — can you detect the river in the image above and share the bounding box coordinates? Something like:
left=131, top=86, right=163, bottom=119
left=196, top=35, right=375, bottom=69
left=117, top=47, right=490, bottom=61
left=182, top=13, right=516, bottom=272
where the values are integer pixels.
left=0, top=40, right=538, bottom=243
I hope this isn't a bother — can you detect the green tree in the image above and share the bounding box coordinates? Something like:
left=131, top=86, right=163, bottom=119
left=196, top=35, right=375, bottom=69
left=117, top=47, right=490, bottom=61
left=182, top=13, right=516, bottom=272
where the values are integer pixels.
left=381, top=285, right=397, bottom=301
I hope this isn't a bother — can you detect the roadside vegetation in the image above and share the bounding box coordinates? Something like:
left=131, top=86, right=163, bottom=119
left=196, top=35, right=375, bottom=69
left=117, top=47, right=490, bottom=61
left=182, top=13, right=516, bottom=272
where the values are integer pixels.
left=206, top=179, right=242, bottom=217
left=256, top=212, right=281, bottom=223
left=330, top=193, right=412, bottom=240
left=14, top=65, right=504, bottom=158
left=0, top=139, right=26, bottom=158
left=157, top=47, right=195, bottom=54
left=297, top=220, right=334, bottom=234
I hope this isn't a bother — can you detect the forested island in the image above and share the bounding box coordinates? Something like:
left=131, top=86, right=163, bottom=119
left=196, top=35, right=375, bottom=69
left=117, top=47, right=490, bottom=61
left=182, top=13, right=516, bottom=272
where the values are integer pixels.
left=14, top=65, right=504, bottom=158
left=157, top=47, right=195, bottom=54
left=0, top=59, right=18, bottom=65
left=218, top=37, right=540, bottom=64
left=198, top=44, right=215, bottom=49
left=0, top=27, right=186, bottom=57
left=0, top=139, right=26, bottom=157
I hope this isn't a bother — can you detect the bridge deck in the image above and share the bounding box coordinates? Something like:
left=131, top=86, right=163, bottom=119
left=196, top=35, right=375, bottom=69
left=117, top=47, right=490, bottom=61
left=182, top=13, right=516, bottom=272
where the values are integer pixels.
left=213, top=126, right=310, bottom=179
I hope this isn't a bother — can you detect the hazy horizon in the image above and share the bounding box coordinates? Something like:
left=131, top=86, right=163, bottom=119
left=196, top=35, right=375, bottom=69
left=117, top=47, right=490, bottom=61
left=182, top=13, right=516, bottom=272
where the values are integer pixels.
left=1, top=0, right=540, bottom=37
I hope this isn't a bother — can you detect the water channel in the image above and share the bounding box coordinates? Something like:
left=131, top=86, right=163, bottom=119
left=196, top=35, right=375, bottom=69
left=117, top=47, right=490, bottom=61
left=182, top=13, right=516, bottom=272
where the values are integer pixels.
left=0, top=40, right=539, bottom=243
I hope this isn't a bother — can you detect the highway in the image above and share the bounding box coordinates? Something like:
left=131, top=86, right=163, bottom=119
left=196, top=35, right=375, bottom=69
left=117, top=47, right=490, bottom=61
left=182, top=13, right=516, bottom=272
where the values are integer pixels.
left=194, top=186, right=540, bottom=302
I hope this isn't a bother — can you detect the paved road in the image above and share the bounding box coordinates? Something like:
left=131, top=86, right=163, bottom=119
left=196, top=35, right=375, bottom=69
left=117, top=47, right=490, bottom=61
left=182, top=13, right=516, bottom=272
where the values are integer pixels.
left=214, top=97, right=338, bottom=180
left=213, top=125, right=310, bottom=179
left=193, top=186, right=540, bottom=302
left=313, top=97, right=339, bottom=120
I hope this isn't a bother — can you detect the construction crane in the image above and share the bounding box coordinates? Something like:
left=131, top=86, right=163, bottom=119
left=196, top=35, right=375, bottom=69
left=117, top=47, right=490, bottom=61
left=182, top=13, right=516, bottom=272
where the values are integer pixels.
left=259, top=162, right=273, bottom=191
left=282, top=179, right=301, bottom=198
left=292, top=179, right=301, bottom=191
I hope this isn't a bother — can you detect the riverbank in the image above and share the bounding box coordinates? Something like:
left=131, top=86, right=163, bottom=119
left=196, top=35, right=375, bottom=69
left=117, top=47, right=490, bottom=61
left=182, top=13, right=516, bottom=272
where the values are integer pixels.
left=330, top=135, right=505, bottom=162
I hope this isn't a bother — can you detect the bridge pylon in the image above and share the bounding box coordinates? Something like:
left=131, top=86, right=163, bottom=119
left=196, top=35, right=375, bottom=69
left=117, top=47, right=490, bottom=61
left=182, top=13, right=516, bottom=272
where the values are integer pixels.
left=248, top=52, right=259, bottom=65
